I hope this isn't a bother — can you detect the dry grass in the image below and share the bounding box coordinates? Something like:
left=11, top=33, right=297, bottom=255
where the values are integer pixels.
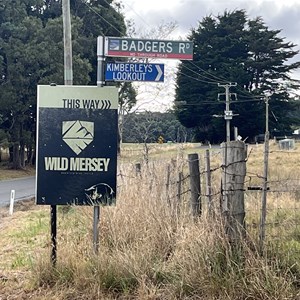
left=0, top=149, right=35, bottom=180
left=119, top=142, right=202, bottom=163
left=0, top=142, right=300, bottom=299
left=0, top=165, right=35, bottom=180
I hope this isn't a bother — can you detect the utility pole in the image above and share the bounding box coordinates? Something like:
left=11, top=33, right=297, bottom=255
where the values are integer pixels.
left=48, top=0, right=73, bottom=266
left=218, top=83, right=237, bottom=142
left=62, top=0, right=73, bottom=85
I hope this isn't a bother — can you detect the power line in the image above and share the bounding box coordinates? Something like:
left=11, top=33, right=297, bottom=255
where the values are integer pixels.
left=177, top=101, right=225, bottom=105
left=234, top=98, right=264, bottom=103
left=185, top=61, right=266, bottom=101
left=81, top=0, right=124, bottom=36
left=181, top=64, right=221, bottom=84
left=187, top=61, right=229, bottom=84
left=238, top=93, right=262, bottom=99
left=176, top=69, right=266, bottom=107
left=120, top=0, right=152, bottom=29
left=177, top=71, right=221, bottom=85
left=180, top=61, right=267, bottom=103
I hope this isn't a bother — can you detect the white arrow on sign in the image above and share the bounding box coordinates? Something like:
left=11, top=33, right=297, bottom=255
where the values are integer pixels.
left=155, top=65, right=163, bottom=82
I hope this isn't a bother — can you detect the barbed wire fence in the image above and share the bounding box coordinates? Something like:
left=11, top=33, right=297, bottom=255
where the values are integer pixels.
left=117, top=142, right=300, bottom=254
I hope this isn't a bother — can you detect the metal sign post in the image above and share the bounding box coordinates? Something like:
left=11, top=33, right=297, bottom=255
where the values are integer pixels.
left=93, top=204, right=100, bottom=253
left=88, top=34, right=194, bottom=255
left=50, top=205, right=57, bottom=265
left=95, top=36, right=105, bottom=253
left=97, top=36, right=105, bottom=86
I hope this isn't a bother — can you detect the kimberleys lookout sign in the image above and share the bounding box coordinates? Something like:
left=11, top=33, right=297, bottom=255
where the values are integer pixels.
left=105, top=37, right=193, bottom=60
left=36, top=85, right=118, bottom=206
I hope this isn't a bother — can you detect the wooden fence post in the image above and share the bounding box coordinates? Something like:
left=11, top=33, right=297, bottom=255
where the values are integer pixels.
left=166, top=164, right=171, bottom=207
left=135, top=163, right=141, bottom=176
left=221, top=141, right=246, bottom=242
left=260, top=124, right=270, bottom=252
left=177, top=172, right=183, bottom=203
left=205, top=149, right=213, bottom=215
left=188, top=153, right=201, bottom=217
left=177, top=171, right=183, bottom=213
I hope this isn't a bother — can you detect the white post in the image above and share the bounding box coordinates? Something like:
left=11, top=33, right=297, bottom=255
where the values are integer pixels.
left=97, top=36, right=105, bottom=87
left=9, top=190, right=15, bottom=215
left=62, top=0, right=73, bottom=85
left=234, top=126, right=238, bottom=141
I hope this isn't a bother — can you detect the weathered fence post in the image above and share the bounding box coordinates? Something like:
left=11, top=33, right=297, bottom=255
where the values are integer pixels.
left=188, top=153, right=201, bottom=217
left=135, top=163, right=141, bottom=176
left=205, top=150, right=213, bottom=215
left=177, top=171, right=183, bottom=213
left=177, top=172, right=183, bottom=203
left=221, top=141, right=246, bottom=241
left=259, top=97, right=270, bottom=253
left=166, top=164, right=171, bottom=207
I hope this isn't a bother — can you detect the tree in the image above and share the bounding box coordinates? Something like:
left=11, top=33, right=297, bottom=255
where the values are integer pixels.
left=0, top=0, right=130, bottom=168
left=122, top=111, right=194, bottom=144
left=118, top=82, right=137, bottom=152
left=175, top=10, right=300, bottom=143
left=0, top=3, right=46, bottom=168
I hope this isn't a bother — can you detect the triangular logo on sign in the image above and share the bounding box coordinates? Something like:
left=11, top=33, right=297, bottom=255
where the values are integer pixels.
left=62, top=121, right=94, bottom=155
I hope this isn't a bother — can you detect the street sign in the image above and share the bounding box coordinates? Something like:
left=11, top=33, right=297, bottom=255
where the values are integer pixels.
left=105, top=37, right=193, bottom=60
left=105, top=62, right=164, bottom=82
left=36, top=85, right=118, bottom=206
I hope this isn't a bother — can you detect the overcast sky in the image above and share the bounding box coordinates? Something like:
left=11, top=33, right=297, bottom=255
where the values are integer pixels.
left=119, top=0, right=300, bottom=111
left=122, top=0, right=300, bottom=47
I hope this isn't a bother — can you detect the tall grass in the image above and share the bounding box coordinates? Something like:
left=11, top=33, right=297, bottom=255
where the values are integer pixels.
left=28, top=145, right=300, bottom=300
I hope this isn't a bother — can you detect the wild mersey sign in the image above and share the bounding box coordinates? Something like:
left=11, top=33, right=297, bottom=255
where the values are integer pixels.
left=105, top=37, right=193, bottom=60
left=36, top=85, right=118, bottom=206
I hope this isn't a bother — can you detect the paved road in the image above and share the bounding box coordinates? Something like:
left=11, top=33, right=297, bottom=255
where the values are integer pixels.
left=0, top=146, right=220, bottom=207
left=0, top=176, right=35, bottom=206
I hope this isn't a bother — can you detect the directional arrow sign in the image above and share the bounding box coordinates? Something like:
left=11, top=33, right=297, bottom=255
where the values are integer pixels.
left=105, top=62, right=164, bottom=82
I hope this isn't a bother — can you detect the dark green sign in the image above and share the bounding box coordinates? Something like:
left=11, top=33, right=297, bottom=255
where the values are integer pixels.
left=36, top=85, right=118, bottom=206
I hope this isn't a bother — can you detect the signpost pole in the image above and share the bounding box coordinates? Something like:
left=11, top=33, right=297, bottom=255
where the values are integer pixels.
left=97, top=36, right=105, bottom=87
left=93, top=36, right=106, bottom=254
left=93, top=205, right=100, bottom=253
left=50, top=205, right=57, bottom=266
left=48, top=0, right=73, bottom=266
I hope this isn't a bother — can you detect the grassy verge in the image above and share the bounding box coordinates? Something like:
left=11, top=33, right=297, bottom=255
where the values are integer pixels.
left=1, top=200, right=299, bottom=299
left=0, top=143, right=299, bottom=299
left=0, top=165, right=35, bottom=181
